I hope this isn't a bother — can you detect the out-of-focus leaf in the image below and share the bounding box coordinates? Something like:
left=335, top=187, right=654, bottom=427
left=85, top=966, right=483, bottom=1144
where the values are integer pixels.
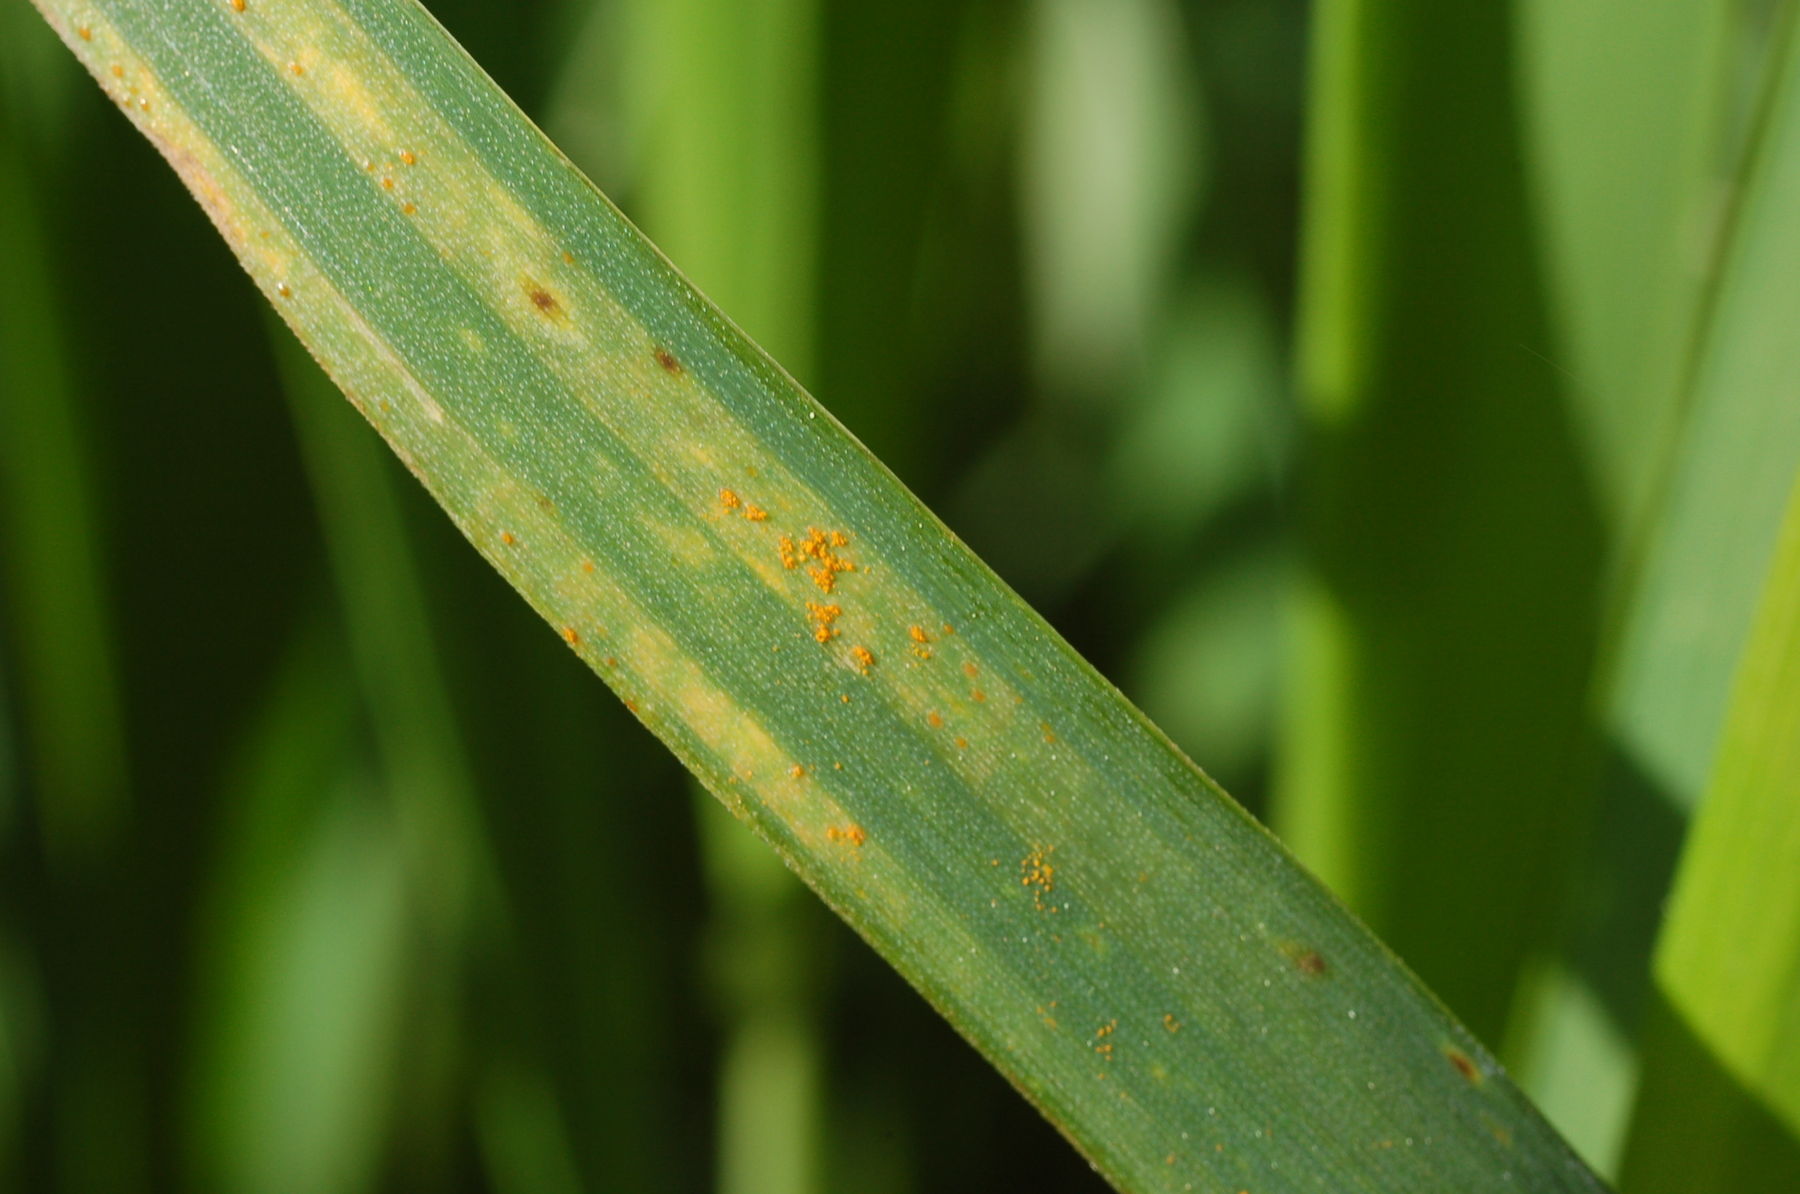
left=474, top=1061, right=586, bottom=1194
left=0, top=32, right=128, bottom=865
left=1022, top=0, right=1204, bottom=406
left=1280, top=0, right=1606, bottom=1043
left=1606, top=6, right=1800, bottom=817
left=1500, top=0, right=1736, bottom=1170
left=1127, top=543, right=1288, bottom=792
left=1618, top=473, right=1800, bottom=1188
left=187, top=634, right=405, bottom=1194
left=1513, top=0, right=1731, bottom=528
left=1108, top=274, right=1285, bottom=542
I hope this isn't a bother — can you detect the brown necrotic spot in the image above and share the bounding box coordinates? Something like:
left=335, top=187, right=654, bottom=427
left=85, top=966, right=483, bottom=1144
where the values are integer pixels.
left=1444, top=1046, right=1482, bottom=1085
left=525, top=281, right=561, bottom=317
left=654, top=346, right=682, bottom=373
left=1295, top=949, right=1327, bottom=976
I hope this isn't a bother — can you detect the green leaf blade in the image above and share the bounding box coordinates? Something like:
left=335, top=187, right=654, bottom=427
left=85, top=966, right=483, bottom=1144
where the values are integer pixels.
left=32, top=0, right=1604, bottom=1188
left=1618, top=473, right=1800, bottom=1191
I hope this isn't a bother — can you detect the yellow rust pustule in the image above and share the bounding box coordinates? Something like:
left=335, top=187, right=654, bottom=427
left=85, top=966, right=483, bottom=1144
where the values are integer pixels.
left=806, top=602, right=842, bottom=643
left=780, top=526, right=856, bottom=593
left=1021, top=845, right=1056, bottom=912
left=825, top=824, right=867, bottom=848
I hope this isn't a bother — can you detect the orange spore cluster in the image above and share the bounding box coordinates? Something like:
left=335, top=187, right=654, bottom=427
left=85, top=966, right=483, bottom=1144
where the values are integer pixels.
left=850, top=645, right=875, bottom=673
left=780, top=527, right=855, bottom=592
left=826, top=824, right=868, bottom=847
left=720, top=488, right=768, bottom=523
left=1021, top=845, right=1056, bottom=911
left=806, top=602, right=842, bottom=643
left=561, top=627, right=580, bottom=645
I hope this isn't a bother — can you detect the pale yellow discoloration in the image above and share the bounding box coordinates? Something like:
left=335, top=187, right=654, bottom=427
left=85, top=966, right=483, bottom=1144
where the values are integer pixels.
left=335, top=300, right=447, bottom=426
left=639, top=513, right=717, bottom=572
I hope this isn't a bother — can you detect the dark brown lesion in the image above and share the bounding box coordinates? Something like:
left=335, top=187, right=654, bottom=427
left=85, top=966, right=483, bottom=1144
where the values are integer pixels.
left=1279, top=940, right=1329, bottom=976
left=1444, top=1046, right=1482, bottom=1085
left=522, top=277, right=562, bottom=318
left=654, top=346, right=682, bottom=374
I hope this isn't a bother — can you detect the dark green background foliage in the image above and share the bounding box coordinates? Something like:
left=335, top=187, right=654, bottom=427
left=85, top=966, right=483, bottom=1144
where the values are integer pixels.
left=2, top=0, right=1796, bottom=1190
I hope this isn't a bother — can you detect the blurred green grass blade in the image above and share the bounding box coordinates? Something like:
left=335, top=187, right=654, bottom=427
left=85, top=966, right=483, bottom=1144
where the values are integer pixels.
left=1617, top=473, right=1800, bottom=1188
left=1500, top=0, right=1736, bottom=1170
left=614, top=0, right=818, bottom=375
left=31, top=1, right=1605, bottom=1188
left=1513, top=0, right=1731, bottom=529
left=699, top=802, right=824, bottom=1194
left=0, top=650, right=33, bottom=1183
left=0, top=42, right=129, bottom=865
left=1530, top=19, right=1800, bottom=1152
left=1280, top=0, right=1605, bottom=1042
left=1510, top=962, right=1640, bottom=1177
left=1022, top=0, right=1202, bottom=407
left=188, top=627, right=406, bottom=1194
left=275, top=325, right=506, bottom=1181
left=474, top=1060, right=586, bottom=1194
left=274, top=325, right=491, bottom=931
left=1606, top=3, right=1800, bottom=817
